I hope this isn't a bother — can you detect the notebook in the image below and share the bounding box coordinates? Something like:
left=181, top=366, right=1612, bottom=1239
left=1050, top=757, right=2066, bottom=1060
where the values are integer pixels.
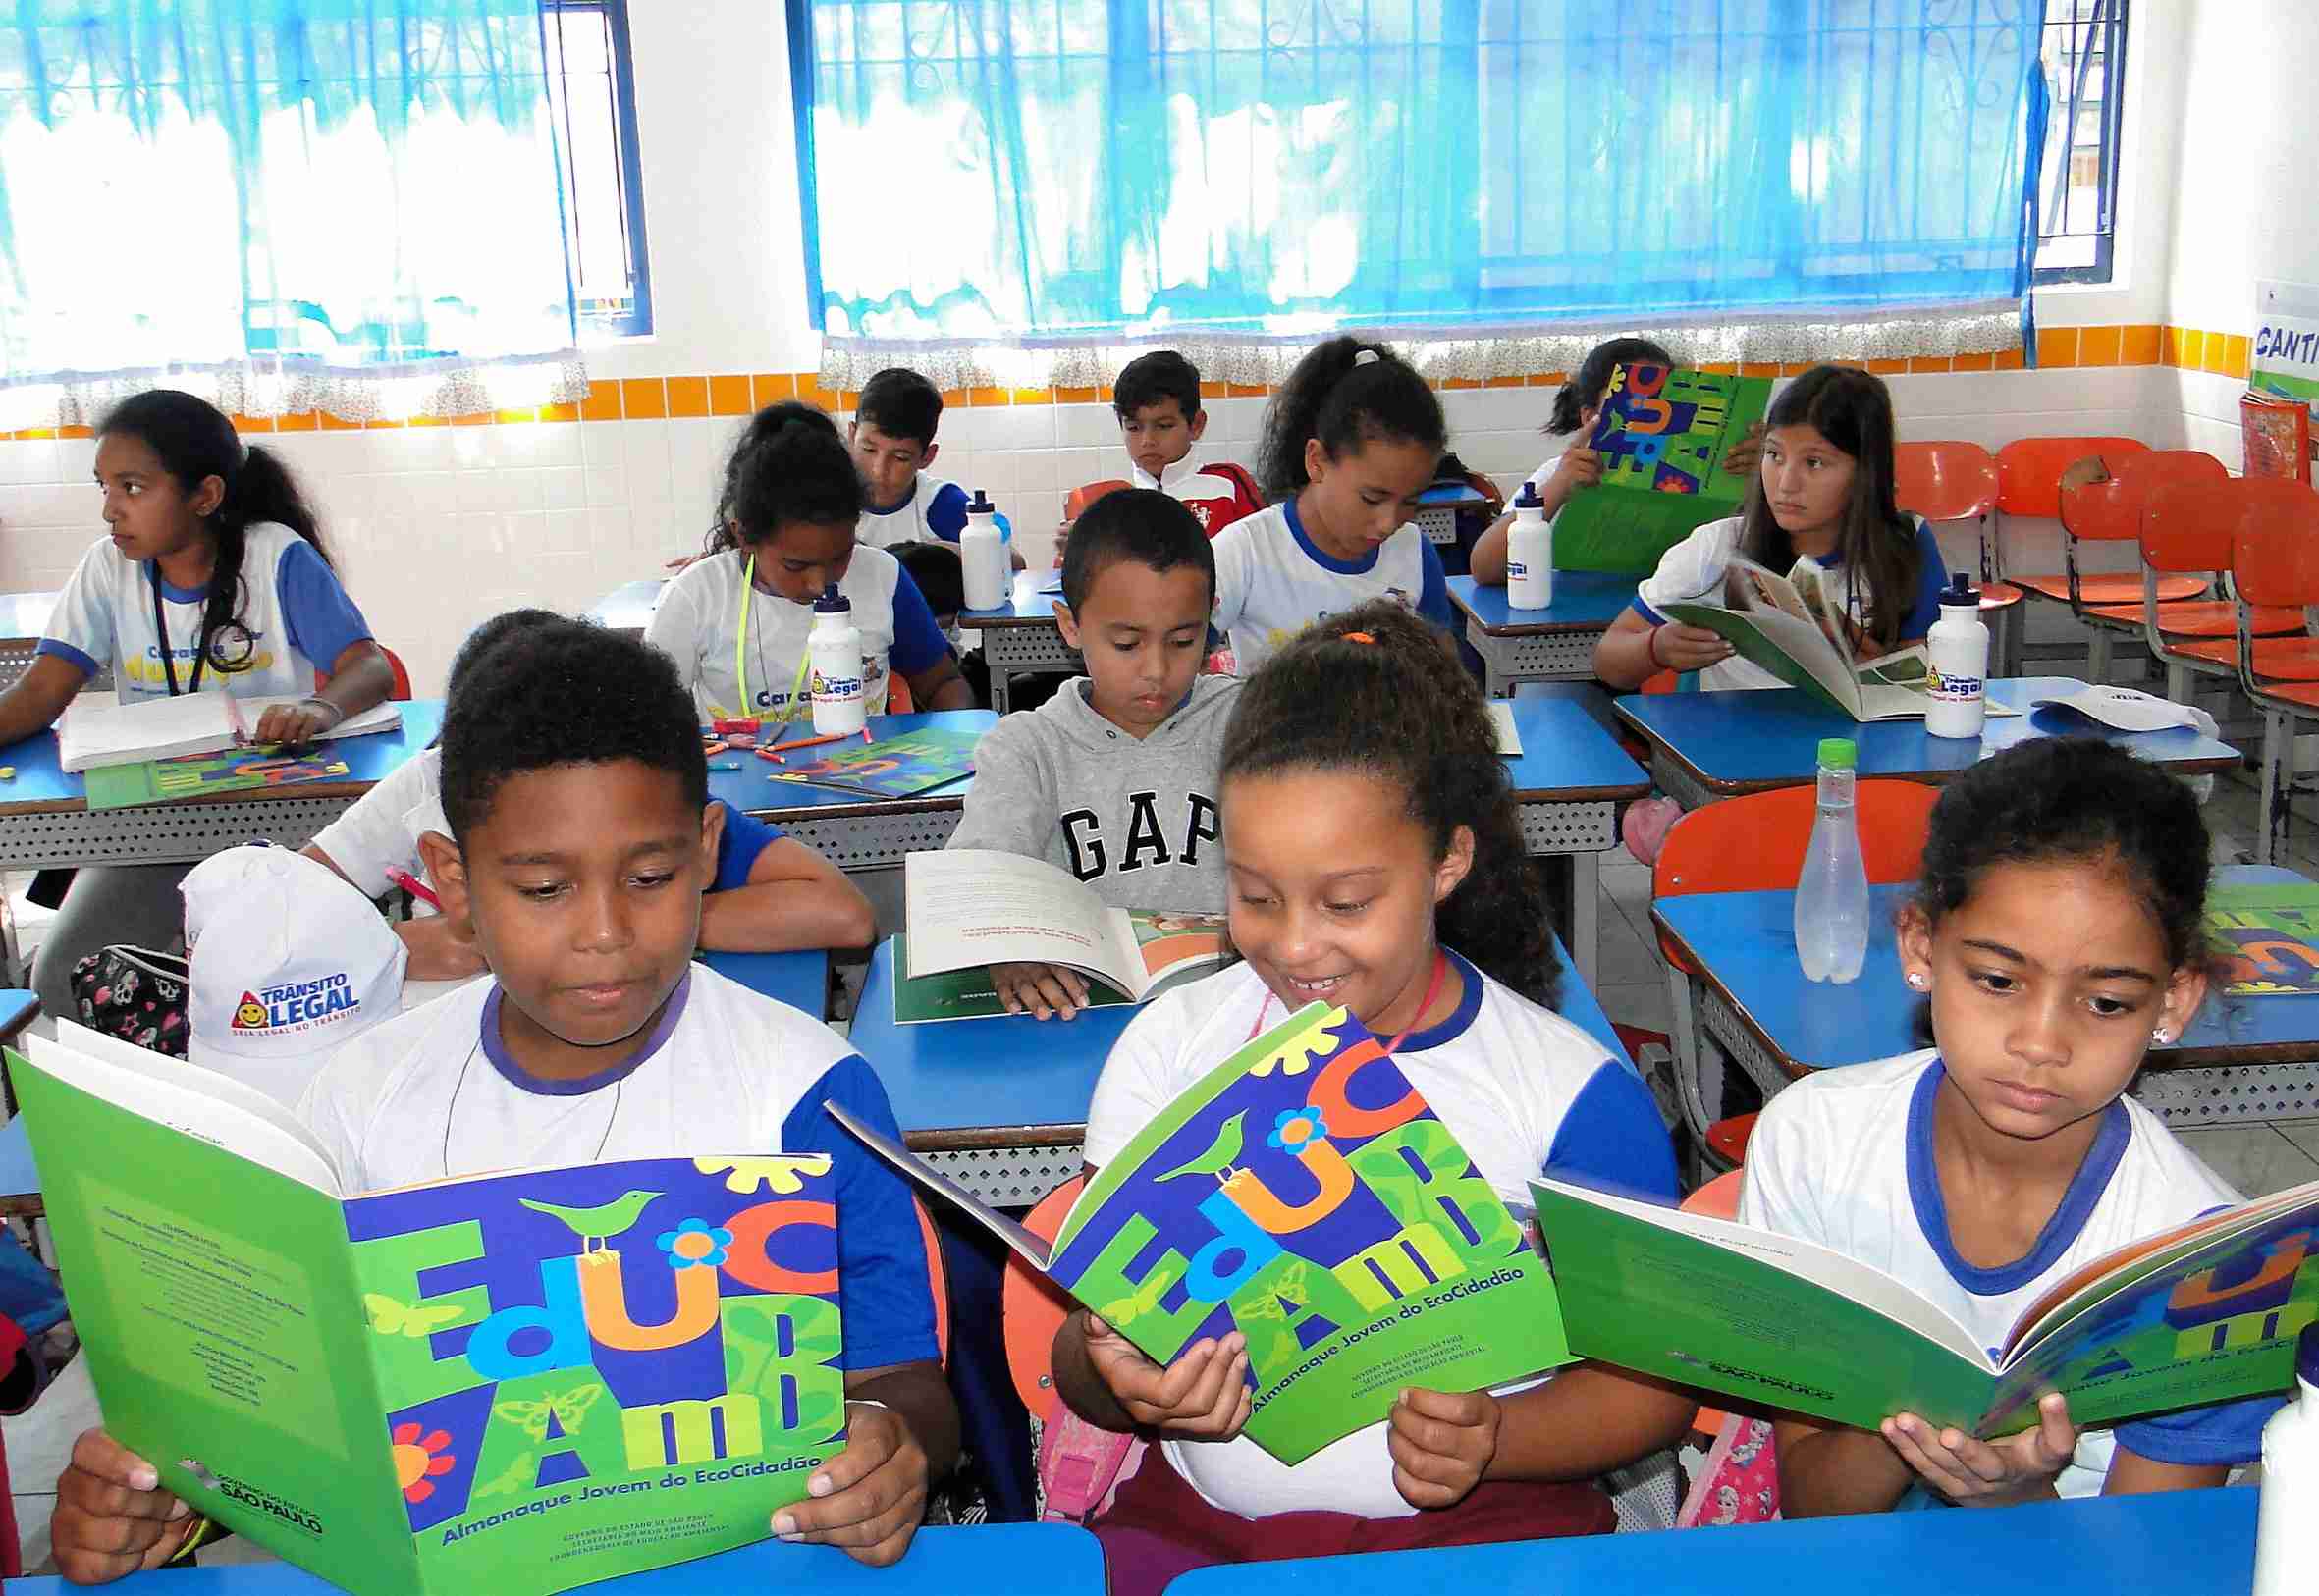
left=56, top=695, right=403, bottom=773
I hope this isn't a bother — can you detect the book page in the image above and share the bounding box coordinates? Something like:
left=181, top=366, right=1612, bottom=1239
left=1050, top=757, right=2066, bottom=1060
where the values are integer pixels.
left=1487, top=702, right=1522, bottom=755
left=58, top=693, right=239, bottom=772
left=903, top=849, right=1143, bottom=996
left=1659, top=595, right=1863, bottom=716
left=26, top=1027, right=342, bottom=1193
left=826, top=1102, right=1059, bottom=1267
left=231, top=697, right=403, bottom=745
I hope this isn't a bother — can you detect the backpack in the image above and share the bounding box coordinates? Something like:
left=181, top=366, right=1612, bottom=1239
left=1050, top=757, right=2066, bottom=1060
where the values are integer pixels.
left=68, top=945, right=190, bottom=1057
left=1036, top=1409, right=1145, bottom=1523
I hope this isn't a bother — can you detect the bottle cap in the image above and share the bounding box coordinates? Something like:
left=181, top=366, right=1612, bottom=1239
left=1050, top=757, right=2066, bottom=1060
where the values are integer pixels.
left=967, top=489, right=996, bottom=515
left=2298, top=1321, right=2319, bottom=1387
left=813, top=583, right=850, bottom=614
left=1514, top=481, right=1543, bottom=510
left=1942, top=571, right=1979, bottom=607
left=1817, top=737, right=1857, bottom=770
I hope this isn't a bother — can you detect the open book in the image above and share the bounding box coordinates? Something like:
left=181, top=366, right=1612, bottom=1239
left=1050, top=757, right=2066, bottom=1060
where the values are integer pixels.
left=836, top=1001, right=1570, bottom=1464
left=1555, top=364, right=1772, bottom=574
left=1658, top=556, right=2018, bottom=722
left=57, top=693, right=403, bottom=772
left=11, top=1024, right=848, bottom=1596
left=897, top=849, right=1234, bottom=1022
left=1531, top=1174, right=2319, bottom=1438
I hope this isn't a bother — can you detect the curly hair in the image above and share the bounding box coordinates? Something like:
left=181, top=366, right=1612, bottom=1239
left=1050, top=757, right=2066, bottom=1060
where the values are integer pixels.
left=704, top=401, right=862, bottom=555
left=1255, top=337, right=1447, bottom=504
left=1218, top=600, right=1557, bottom=1006
left=439, top=619, right=707, bottom=846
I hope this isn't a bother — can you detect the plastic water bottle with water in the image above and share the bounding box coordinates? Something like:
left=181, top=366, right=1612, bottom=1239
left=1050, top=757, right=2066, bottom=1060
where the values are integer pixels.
left=1795, top=737, right=1869, bottom=984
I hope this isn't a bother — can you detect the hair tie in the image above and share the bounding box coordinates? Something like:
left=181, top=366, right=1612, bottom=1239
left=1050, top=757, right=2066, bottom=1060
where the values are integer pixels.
left=1341, top=630, right=1375, bottom=644
left=1352, top=348, right=1380, bottom=367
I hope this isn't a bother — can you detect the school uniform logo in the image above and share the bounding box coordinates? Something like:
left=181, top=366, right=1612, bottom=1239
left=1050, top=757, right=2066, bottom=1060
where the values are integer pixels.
left=231, top=973, right=359, bottom=1035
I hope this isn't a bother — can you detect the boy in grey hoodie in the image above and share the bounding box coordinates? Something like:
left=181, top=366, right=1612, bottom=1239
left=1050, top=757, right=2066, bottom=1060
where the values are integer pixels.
left=946, top=489, right=1239, bottom=1019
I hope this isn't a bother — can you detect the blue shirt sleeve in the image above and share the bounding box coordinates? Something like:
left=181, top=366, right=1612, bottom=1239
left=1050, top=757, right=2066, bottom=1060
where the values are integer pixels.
left=2115, top=1391, right=2283, bottom=1468
left=711, top=801, right=784, bottom=892
left=1416, top=538, right=1454, bottom=633
left=781, top=1057, right=942, bottom=1371
left=1628, top=595, right=1666, bottom=626
left=1898, top=519, right=1950, bottom=642
left=886, top=567, right=952, bottom=678
left=924, top=484, right=1011, bottom=545
left=275, top=539, right=374, bottom=672
left=1543, top=1060, right=1682, bottom=1204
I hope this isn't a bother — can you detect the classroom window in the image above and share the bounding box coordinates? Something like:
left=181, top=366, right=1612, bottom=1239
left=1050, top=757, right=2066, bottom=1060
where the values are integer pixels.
left=789, top=3, right=2045, bottom=377
left=2033, top=0, right=2129, bottom=286
left=543, top=0, right=654, bottom=339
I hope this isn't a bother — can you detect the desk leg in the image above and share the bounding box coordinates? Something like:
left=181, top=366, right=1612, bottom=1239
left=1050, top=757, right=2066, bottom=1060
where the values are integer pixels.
left=989, top=668, right=1011, bottom=715
left=1570, top=850, right=1599, bottom=991
left=1467, top=618, right=1507, bottom=698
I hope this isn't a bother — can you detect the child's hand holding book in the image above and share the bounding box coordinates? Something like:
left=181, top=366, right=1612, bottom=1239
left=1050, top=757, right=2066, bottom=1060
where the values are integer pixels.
left=1881, top=1391, right=2081, bottom=1507
left=1080, top=1313, right=1253, bottom=1440
left=51, top=1427, right=203, bottom=1583
left=770, top=1401, right=931, bottom=1568
left=1386, top=1387, right=1503, bottom=1510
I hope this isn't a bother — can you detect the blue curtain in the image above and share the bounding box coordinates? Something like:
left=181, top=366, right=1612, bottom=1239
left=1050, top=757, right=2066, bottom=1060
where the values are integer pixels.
left=792, top=1, right=2044, bottom=348
left=0, top=2, right=577, bottom=394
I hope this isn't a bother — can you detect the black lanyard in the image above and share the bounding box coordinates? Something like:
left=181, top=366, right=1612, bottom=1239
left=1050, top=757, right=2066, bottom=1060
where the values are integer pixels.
left=152, top=573, right=206, bottom=697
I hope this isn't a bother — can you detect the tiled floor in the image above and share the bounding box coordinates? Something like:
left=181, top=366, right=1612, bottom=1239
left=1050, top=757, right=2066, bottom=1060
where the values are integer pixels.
left=5, top=777, right=2319, bottom=1568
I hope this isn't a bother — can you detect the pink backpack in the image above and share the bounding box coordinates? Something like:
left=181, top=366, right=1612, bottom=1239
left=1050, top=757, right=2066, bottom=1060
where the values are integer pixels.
left=1036, top=1409, right=1145, bottom=1523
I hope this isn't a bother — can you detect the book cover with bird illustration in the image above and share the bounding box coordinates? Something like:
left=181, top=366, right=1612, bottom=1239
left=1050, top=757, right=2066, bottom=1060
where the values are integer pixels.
left=8, top=1025, right=846, bottom=1596
left=833, top=1000, right=1570, bottom=1464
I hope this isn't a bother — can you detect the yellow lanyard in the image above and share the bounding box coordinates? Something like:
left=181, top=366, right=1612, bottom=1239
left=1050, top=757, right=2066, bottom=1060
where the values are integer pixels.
left=731, top=555, right=811, bottom=721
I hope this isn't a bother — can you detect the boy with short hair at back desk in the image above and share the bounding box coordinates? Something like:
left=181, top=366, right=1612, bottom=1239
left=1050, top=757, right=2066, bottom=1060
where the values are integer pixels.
left=945, top=488, right=1237, bottom=1021
left=1056, top=352, right=1263, bottom=560
left=848, top=366, right=1019, bottom=566
left=50, top=620, right=958, bottom=1579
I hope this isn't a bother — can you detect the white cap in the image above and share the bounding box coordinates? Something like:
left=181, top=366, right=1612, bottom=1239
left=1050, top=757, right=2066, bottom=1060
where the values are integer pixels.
left=182, top=845, right=409, bottom=1105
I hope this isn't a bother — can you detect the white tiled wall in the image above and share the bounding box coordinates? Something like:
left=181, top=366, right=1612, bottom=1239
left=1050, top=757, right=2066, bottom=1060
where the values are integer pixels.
left=0, top=361, right=2195, bottom=696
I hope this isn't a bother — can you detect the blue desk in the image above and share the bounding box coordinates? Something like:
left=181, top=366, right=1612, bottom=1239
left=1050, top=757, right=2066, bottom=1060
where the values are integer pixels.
left=698, top=948, right=833, bottom=1020
left=958, top=580, right=1076, bottom=714
left=1161, top=1486, right=2253, bottom=1596
left=584, top=577, right=667, bottom=637
left=0, top=702, right=446, bottom=874
left=0, top=1520, right=1105, bottom=1596
left=1651, top=866, right=2319, bottom=1120
left=1446, top=573, right=1639, bottom=695
left=1501, top=685, right=1649, bottom=989
left=707, top=710, right=996, bottom=871
left=851, top=931, right=1630, bottom=1206
left=1614, top=676, right=2244, bottom=807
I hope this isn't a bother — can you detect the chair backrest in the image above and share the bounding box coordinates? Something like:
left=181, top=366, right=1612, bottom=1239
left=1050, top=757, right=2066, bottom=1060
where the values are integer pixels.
left=2142, top=475, right=2253, bottom=576
left=1994, top=436, right=2149, bottom=518
left=915, top=1197, right=951, bottom=1366
left=1685, top=1169, right=1744, bottom=1220
left=1003, top=1176, right=1085, bottom=1420
left=1065, top=480, right=1131, bottom=523
left=2231, top=481, right=2319, bottom=609
left=2059, top=451, right=2227, bottom=544
left=378, top=645, right=413, bottom=702
left=1652, top=781, right=1941, bottom=971
left=1893, top=441, right=1997, bottom=524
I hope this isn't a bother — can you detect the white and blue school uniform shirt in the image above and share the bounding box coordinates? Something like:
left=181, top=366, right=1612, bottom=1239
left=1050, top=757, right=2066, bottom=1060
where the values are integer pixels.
left=307, top=747, right=785, bottom=919
left=644, top=544, right=951, bottom=720
left=1737, top=1051, right=2281, bottom=1496
left=856, top=473, right=1010, bottom=550
left=1631, top=513, right=1948, bottom=691
left=1082, top=954, right=1677, bottom=1519
left=297, top=964, right=940, bottom=1372
left=1208, top=499, right=1455, bottom=677
left=39, top=521, right=374, bottom=700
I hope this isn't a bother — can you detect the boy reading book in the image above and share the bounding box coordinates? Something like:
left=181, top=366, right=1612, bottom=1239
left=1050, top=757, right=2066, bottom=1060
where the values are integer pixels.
left=945, top=490, right=1238, bottom=1020
left=1110, top=352, right=1264, bottom=537
left=51, top=621, right=957, bottom=1577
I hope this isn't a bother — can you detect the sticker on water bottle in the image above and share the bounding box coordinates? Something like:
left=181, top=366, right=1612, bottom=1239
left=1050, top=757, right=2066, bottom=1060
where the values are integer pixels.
left=1932, top=671, right=1983, bottom=702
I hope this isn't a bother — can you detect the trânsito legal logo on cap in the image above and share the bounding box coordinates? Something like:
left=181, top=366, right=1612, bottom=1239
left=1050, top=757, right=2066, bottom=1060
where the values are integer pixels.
left=228, top=975, right=359, bottom=1037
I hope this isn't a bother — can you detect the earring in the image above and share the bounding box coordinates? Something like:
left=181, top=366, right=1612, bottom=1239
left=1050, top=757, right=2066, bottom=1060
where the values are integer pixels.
left=2152, top=1027, right=2173, bottom=1044
left=1906, top=972, right=1929, bottom=991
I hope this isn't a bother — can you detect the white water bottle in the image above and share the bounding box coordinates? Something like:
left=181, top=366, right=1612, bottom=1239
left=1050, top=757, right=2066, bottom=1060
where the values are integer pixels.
left=1505, top=481, right=1553, bottom=610
left=1924, top=572, right=1989, bottom=741
left=807, top=584, right=866, bottom=735
left=2255, top=1325, right=2319, bottom=1595
left=960, top=489, right=1008, bottom=612
left=1796, top=737, right=1869, bottom=984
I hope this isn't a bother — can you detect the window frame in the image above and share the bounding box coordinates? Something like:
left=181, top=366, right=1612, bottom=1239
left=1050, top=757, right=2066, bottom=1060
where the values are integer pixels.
left=543, top=0, right=655, bottom=339
left=2032, top=0, right=2129, bottom=289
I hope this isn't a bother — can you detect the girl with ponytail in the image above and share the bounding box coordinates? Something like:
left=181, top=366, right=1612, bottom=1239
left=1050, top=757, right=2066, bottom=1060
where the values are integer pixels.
left=1052, top=601, right=1689, bottom=1591
left=1210, top=337, right=1459, bottom=676
left=645, top=400, right=972, bottom=718
left=0, top=388, right=394, bottom=1024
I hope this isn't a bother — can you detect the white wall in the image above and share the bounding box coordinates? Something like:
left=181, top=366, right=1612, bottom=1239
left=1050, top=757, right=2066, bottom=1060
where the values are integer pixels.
left=0, top=2, right=2231, bottom=693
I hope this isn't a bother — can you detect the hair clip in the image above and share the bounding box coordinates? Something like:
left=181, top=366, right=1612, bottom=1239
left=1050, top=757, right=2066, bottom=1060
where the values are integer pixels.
left=1341, top=630, right=1375, bottom=644
left=1352, top=348, right=1380, bottom=367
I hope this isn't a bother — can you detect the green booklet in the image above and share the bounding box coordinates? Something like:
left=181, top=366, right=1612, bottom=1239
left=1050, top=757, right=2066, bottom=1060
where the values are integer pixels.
left=82, top=750, right=354, bottom=811
left=891, top=915, right=1233, bottom=1024
left=1531, top=1174, right=2319, bottom=1439
left=2208, top=881, right=2319, bottom=996
left=766, top=724, right=978, bottom=799
left=836, top=1001, right=1569, bottom=1463
left=13, top=1025, right=849, bottom=1596
left=1554, top=364, right=1772, bottom=574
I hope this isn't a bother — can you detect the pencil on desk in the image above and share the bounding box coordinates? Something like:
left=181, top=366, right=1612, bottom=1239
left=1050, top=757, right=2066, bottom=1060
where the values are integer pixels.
left=767, top=730, right=851, bottom=755
left=769, top=773, right=890, bottom=799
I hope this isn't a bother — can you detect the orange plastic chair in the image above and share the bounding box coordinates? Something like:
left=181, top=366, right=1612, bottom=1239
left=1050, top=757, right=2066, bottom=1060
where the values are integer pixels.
left=1003, top=1176, right=1084, bottom=1422
left=2057, top=451, right=2231, bottom=682
left=1995, top=437, right=2200, bottom=617
left=322, top=644, right=413, bottom=701
left=915, top=1197, right=952, bottom=1366
left=2230, top=482, right=2319, bottom=864
left=2137, top=477, right=2315, bottom=704
left=1064, top=480, right=1131, bottom=523
left=1894, top=441, right=2022, bottom=673
left=1652, top=783, right=1941, bottom=1166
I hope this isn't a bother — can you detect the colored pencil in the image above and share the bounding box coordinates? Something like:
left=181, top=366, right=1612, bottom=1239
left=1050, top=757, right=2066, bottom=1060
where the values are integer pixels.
left=385, top=867, right=444, bottom=911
